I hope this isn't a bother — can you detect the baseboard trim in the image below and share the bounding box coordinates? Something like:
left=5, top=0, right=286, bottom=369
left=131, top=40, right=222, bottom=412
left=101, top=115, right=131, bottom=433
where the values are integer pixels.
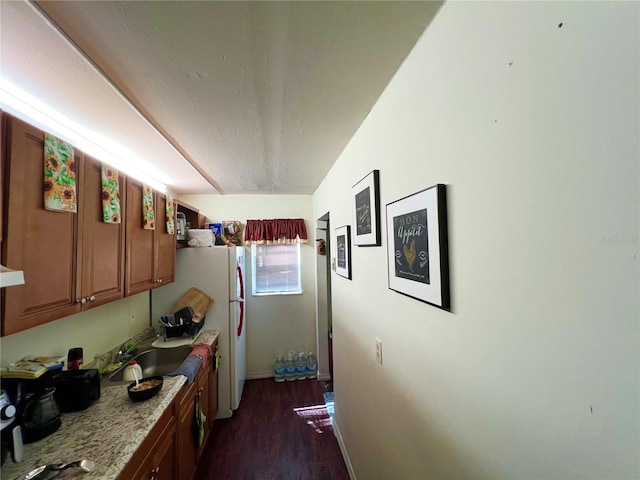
left=247, top=371, right=329, bottom=381
left=333, top=416, right=356, bottom=480
left=246, top=371, right=273, bottom=380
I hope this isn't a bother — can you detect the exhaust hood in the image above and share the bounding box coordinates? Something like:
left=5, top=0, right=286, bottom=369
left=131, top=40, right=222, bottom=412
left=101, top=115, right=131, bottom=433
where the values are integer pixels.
left=0, top=264, right=25, bottom=287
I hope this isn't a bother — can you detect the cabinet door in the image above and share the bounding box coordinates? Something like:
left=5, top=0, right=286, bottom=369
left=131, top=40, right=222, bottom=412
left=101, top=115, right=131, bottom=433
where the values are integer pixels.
left=125, top=178, right=155, bottom=295
left=176, top=381, right=198, bottom=480
left=197, top=362, right=212, bottom=455
left=118, top=408, right=174, bottom=480
left=2, top=116, right=81, bottom=335
left=79, top=155, right=126, bottom=308
left=147, top=423, right=176, bottom=480
left=154, top=193, right=175, bottom=286
left=128, top=437, right=172, bottom=480
left=209, top=341, right=219, bottom=422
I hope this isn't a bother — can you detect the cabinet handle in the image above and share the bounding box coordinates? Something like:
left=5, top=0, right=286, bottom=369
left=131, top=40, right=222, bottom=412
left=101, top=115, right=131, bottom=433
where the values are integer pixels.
left=158, top=278, right=163, bottom=283
left=150, top=466, right=160, bottom=480
left=89, top=295, right=96, bottom=302
left=80, top=297, right=87, bottom=305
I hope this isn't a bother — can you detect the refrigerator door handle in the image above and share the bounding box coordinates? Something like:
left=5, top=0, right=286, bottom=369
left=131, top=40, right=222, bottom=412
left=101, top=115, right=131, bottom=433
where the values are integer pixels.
left=237, top=265, right=244, bottom=300
left=237, top=301, right=244, bottom=336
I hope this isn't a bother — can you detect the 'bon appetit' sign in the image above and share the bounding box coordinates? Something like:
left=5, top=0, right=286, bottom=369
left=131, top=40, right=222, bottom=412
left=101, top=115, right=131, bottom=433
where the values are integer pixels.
left=393, top=209, right=429, bottom=284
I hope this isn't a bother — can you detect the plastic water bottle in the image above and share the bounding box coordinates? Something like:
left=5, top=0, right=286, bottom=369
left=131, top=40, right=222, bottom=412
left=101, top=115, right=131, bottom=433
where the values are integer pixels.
left=306, top=351, right=317, bottom=379
left=273, top=353, right=285, bottom=383
left=285, top=351, right=296, bottom=381
left=295, top=352, right=307, bottom=380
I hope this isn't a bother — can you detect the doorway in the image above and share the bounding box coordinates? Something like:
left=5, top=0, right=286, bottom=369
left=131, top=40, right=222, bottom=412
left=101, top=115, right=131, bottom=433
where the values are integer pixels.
left=315, top=212, right=333, bottom=391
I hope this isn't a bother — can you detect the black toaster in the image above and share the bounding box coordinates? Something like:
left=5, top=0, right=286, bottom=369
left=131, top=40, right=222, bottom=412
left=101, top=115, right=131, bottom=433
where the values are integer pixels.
left=52, top=369, right=101, bottom=412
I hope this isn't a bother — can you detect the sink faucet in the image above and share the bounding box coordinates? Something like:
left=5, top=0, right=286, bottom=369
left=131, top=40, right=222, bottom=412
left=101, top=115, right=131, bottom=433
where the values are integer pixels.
left=115, top=332, right=161, bottom=364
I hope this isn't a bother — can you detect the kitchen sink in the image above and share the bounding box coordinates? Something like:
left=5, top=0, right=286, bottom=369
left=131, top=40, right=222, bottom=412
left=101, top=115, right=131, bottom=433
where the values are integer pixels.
left=107, top=345, right=194, bottom=382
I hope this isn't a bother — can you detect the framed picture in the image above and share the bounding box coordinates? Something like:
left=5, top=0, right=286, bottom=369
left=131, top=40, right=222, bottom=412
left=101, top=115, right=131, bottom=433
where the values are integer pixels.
left=334, top=225, right=352, bottom=279
left=352, top=170, right=381, bottom=246
left=386, top=184, right=450, bottom=310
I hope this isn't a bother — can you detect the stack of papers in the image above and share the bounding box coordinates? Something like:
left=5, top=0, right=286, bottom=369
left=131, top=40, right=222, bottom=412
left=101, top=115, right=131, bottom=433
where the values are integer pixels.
left=0, top=355, right=65, bottom=379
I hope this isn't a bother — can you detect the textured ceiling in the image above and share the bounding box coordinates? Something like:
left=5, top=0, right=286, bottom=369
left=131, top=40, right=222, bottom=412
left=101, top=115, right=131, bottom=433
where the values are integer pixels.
left=4, top=1, right=441, bottom=194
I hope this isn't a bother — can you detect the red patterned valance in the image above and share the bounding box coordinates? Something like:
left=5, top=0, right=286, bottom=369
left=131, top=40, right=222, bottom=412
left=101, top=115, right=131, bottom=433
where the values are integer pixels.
left=244, top=219, right=308, bottom=245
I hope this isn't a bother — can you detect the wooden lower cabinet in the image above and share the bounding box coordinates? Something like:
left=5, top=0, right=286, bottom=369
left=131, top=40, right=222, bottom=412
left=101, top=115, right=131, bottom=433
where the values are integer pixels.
left=123, top=344, right=219, bottom=480
left=200, top=339, right=219, bottom=460
left=177, top=359, right=213, bottom=480
left=208, top=342, right=220, bottom=441
left=176, top=379, right=198, bottom=480
left=198, top=363, right=212, bottom=452
left=118, top=408, right=176, bottom=480
left=129, top=424, right=176, bottom=480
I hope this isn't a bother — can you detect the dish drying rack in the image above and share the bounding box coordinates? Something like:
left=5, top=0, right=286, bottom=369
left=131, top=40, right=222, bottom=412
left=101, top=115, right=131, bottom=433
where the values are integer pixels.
left=159, top=287, right=214, bottom=340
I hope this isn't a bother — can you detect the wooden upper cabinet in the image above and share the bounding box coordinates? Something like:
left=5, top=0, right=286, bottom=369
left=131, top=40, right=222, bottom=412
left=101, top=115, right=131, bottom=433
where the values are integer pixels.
left=125, top=178, right=156, bottom=295
left=2, top=116, right=81, bottom=335
left=1, top=113, right=172, bottom=336
left=125, top=178, right=175, bottom=296
left=79, top=155, right=126, bottom=308
left=155, top=192, right=176, bottom=286
left=176, top=201, right=200, bottom=229
left=0, top=116, right=126, bottom=335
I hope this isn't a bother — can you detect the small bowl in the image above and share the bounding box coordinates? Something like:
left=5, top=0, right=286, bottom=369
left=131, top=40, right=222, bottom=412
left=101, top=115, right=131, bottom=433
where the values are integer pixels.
left=127, top=376, right=163, bottom=402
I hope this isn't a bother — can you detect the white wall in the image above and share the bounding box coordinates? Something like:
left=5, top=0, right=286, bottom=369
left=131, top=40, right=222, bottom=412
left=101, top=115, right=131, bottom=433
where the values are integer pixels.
left=313, top=2, right=639, bottom=479
left=179, top=194, right=317, bottom=378
left=0, top=292, right=150, bottom=367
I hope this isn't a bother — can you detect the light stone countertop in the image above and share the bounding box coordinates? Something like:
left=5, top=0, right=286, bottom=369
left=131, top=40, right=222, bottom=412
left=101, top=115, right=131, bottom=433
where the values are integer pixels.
left=1, top=330, right=219, bottom=480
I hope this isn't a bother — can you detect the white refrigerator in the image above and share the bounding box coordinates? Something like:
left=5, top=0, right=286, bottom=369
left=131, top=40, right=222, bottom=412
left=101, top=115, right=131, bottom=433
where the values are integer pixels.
left=151, top=246, right=247, bottom=418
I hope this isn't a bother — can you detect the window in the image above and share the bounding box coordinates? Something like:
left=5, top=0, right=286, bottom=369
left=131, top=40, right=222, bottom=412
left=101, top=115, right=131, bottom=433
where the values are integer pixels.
left=251, top=243, right=302, bottom=295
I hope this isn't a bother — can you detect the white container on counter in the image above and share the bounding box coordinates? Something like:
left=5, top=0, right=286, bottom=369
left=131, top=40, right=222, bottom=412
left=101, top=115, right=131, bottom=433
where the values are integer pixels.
left=123, top=360, right=143, bottom=382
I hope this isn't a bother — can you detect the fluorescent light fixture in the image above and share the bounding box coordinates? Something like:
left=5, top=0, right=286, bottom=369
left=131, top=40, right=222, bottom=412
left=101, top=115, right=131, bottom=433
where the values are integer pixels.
left=0, top=79, right=169, bottom=192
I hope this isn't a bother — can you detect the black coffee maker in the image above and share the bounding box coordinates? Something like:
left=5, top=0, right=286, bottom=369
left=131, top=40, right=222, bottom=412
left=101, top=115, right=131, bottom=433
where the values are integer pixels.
left=21, top=387, right=61, bottom=443
left=0, top=389, right=23, bottom=465
left=1, top=375, right=61, bottom=446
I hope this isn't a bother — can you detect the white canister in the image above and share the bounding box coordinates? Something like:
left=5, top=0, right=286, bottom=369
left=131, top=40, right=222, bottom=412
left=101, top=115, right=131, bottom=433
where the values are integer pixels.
left=123, top=360, right=143, bottom=382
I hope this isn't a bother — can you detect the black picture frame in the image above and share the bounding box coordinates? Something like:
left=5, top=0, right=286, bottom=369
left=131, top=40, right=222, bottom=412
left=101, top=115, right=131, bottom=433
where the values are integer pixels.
left=352, top=170, right=381, bottom=246
left=335, top=225, right=352, bottom=279
left=385, top=184, right=450, bottom=310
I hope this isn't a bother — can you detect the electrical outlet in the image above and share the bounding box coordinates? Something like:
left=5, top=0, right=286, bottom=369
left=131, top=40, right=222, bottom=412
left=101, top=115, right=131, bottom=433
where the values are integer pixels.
left=129, top=309, right=136, bottom=325
left=375, top=338, right=383, bottom=365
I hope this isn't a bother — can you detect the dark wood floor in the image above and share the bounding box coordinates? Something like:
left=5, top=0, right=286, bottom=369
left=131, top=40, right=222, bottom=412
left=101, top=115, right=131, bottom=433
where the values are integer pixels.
left=195, top=378, right=350, bottom=480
